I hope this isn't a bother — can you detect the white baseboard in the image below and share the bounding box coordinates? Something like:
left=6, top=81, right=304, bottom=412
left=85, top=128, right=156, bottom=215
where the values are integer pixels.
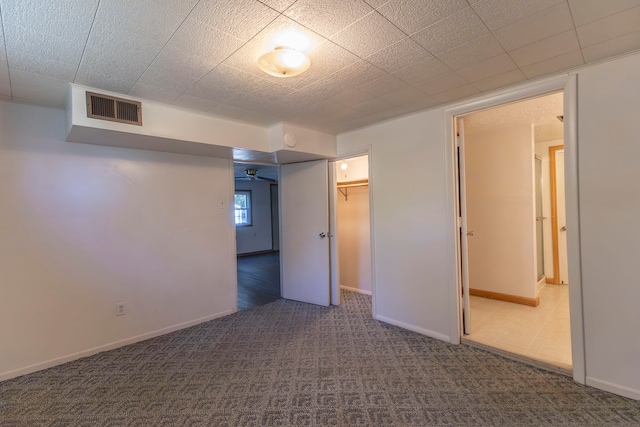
left=0, top=310, right=233, bottom=382
left=374, top=314, right=450, bottom=342
left=340, top=285, right=372, bottom=296
left=586, top=377, right=640, bottom=401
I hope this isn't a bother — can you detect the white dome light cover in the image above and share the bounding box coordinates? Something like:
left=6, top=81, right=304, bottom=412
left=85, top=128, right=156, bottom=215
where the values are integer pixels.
left=257, top=46, right=311, bottom=78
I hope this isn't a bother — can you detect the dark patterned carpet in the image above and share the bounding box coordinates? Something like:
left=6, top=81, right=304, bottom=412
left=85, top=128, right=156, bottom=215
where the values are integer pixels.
left=1, top=291, right=638, bottom=426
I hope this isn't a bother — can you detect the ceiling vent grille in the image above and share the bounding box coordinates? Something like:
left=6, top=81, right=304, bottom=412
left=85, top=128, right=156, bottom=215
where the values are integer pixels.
left=86, top=92, right=142, bottom=126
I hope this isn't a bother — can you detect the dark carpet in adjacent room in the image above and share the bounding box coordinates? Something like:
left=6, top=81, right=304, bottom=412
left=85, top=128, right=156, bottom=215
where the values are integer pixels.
left=1, top=291, right=638, bottom=426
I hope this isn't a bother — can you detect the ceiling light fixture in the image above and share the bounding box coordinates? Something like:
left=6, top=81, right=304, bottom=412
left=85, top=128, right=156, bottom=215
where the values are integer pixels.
left=257, top=46, right=310, bottom=78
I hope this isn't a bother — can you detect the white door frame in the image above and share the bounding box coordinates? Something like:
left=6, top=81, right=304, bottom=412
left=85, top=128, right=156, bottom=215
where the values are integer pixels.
left=444, top=75, right=586, bottom=384
left=329, top=146, right=376, bottom=317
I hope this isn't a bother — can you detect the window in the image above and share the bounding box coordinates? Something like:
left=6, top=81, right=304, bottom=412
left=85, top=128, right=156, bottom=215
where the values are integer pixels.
left=234, top=191, right=252, bottom=226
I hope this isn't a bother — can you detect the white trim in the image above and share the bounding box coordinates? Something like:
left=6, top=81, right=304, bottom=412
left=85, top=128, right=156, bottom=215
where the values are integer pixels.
left=340, top=285, right=372, bottom=296
left=0, top=310, right=233, bottom=382
left=375, top=314, right=450, bottom=342
left=229, top=159, right=239, bottom=313
left=586, top=377, right=640, bottom=401
left=443, top=75, right=586, bottom=384
left=563, top=75, right=586, bottom=385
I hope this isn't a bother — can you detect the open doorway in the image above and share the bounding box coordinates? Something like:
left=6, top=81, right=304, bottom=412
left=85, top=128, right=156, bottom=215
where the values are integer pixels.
left=457, top=92, right=572, bottom=372
left=330, top=155, right=373, bottom=307
left=234, top=163, right=281, bottom=311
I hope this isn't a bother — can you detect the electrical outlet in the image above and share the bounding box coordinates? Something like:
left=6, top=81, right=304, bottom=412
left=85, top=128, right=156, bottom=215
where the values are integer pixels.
left=116, top=302, right=126, bottom=316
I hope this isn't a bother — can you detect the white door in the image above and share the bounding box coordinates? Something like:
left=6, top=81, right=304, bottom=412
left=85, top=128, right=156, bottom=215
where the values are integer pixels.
left=458, top=118, right=471, bottom=334
left=280, top=160, right=331, bottom=306
left=556, top=150, right=569, bottom=284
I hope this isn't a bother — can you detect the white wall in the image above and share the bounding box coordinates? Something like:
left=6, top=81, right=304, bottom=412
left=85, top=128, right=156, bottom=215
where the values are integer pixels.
left=337, top=185, right=371, bottom=294
left=338, top=110, right=452, bottom=341
left=576, top=53, right=640, bottom=399
left=465, top=125, right=537, bottom=298
left=0, top=100, right=236, bottom=380
left=235, top=180, right=275, bottom=254
left=338, top=51, right=640, bottom=399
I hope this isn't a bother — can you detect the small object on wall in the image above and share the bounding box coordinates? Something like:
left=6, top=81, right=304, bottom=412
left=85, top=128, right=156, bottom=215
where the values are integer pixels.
left=284, top=133, right=297, bottom=147
left=116, top=302, right=126, bottom=316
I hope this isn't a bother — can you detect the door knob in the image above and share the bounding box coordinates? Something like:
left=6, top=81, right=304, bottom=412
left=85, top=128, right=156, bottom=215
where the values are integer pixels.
left=560, top=226, right=566, bottom=232
left=319, top=232, right=327, bottom=239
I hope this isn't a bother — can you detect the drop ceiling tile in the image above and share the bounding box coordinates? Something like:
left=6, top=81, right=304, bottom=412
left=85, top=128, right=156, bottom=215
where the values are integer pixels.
left=432, top=84, right=480, bottom=103
left=190, top=0, right=280, bottom=41
left=330, top=106, right=368, bottom=121
left=0, top=17, right=4, bottom=59
left=376, top=0, right=468, bottom=35
left=332, top=60, right=388, bottom=89
left=416, top=72, right=468, bottom=96
left=295, top=77, right=354, bottom=100
left=96, top=0, right=186, bottom=41
left=378, top=87, right=429, bottom=105
left=352, top=97, right=395, bottom=114
left=470, top=0, right=565, bottom=30
left=1, top=0, right=98, bottom=42
left=164, top=18, right=245, bottom=66
left=151, top=46, right=219, bottom=82
left=411, top=7, right=489, bottom=54
left=456, top=53, right=517, bottom=82
left=330, top=88, right=377, bottom=108
left=172, top=94, right=222, bottom=113
left=576, top=5, right=640, bottom=47
left=209, top=102, right=252, bottom=120
left=2, top=0, right=97, bottom=69
left=392, top=57, right=451, bottom=84
left=75, top=25, right=165, bottom=94
left=493, top=3, right=575, bottom=51
left=395, top=96, right=444, bottom=113
left=302, top=99, right=348, bottom=117
left=365, top=37, right=432, bottom=74
left=581, top=30, right=640, bottom=62
left=509, top=30, right=581, bottom=68
left=355, top=74, right=410, bottom=97
left=520, top=50, right=584, bottom=79
left=363, top=0, right=389, bottom=8
left=128, top=82, right=183, bottom=104
left=284, top=0, right=373, bottom=38
left=188, top=65, right=292, bottom=104
left=3, top=29, right=84, bottom=69
left=568, top=0, right=640, bottom=26
left=472, top=69, right=527, bottom=92
left=7, top=51, right=77, bottom=81
left=0, top=64, right=10, bottom=98
left=330, top=11, right=406, bottom=58
left=151, top=0, right=200, bottom=15
left=135, top=65, right=200, bottom=93
left=258, top=0, right=298, bottom=13
left=9, top=69, right=68, bottom=108
left=436, top=34, right=505, bottom=70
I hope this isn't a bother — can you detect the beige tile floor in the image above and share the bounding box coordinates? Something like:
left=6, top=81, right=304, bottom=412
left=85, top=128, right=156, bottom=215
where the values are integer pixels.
left=464, top=284, right=572, bottom=370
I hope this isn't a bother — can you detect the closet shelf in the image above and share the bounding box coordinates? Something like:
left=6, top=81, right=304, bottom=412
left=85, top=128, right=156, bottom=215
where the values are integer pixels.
left=337, top=179, right=368, bottom=201
left=337, top=179, right=368, bottom=189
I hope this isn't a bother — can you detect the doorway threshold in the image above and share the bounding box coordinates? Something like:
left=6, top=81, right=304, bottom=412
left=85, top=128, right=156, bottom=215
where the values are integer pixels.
left=461, top=338, right=572, bottom=377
